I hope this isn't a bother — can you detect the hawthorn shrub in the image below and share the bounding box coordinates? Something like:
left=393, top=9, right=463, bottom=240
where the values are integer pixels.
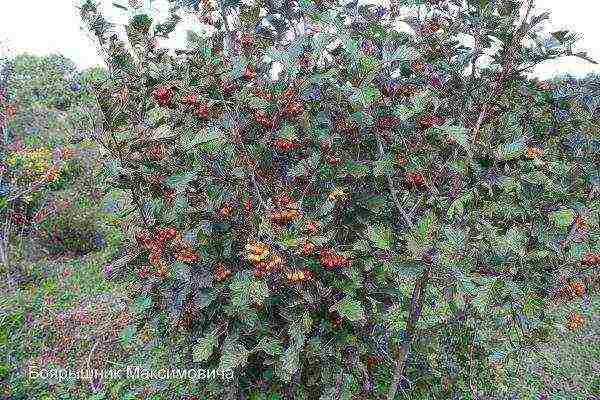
left=81, top=0, right=599, bottom=398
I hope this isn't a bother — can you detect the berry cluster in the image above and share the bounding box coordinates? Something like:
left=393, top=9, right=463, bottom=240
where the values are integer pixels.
left=254, top=110, right=274, bottom=129
left=181, top=93, right=199, bottom=105
left=525, top=147, right=544, bottom=159
left=136, top=227, right=178, bottom=275
left=152, top=87, right=173, bottom=106
left=148, top=145, right=165, bottom=161
left=574, top=216, right=587, bottom=231
left=254, top=255, right=283, bottom=278
left=416, top=115, right=445, bottom=129
left=221, top=81, right=236, bottom=96
left=325, top=154, right=342, bottom=165
left=411, top=60, right=428, bottom=74
left=245, top=242, right=284, bottom=277
left=581, top=253, right=600, bottom=267
left=214, top=263, right=232, bottom=282
left=329, top=311, right=343, bottom=328
left=173, top=242, right=199, bottom=263
left=286, top=269, right=312, bottom=283
left=284, top=102, right=304, bottom=119
left=377, top=116, right=397, bottom=131
left=193, top=104, right=210, bottom=119
left=423, top=19, right=441, bottom=33
left=242, top=67, right=256, bottom=80
left=405, top=171, right=425, bottom=187
left=270, top=195, right=301, bottom=224
left=319, top=249, right=350, bottom=270
left=243, top=198, right=252, bottom=214
left=219, top=202, right=234, bottom=217
left=397, top=84, right=418, bottom=96
left=240, top=33, right=253, bottom=47
left=274, top=138, right=296, bottom=152
left=271, top=207, right=300, bottom=224
left=306, top=220, right=318, bottom=235
left=566, top=313, right=585, bottom=330
left=567, top=281, right=585, bottom=297
left=245, top=242, right=270, bottom=264
left=297, top=241, right=316, bottom=256
left=253, top=89, right=273, bottom=101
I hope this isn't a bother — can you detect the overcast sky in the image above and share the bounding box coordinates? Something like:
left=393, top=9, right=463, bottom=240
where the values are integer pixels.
left=1, top=0, right=599, bottom=78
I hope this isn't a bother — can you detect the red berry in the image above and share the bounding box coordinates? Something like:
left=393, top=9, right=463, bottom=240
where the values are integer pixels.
left=222, top=81, right=236, bottom=95
left=377, top=116, right=396, bottom=130
left=182, top=93, right=199, bottom=105
left=240, top=33, right=253, bottom=47
left=274, top=138, right=295, bottom=152
left=194, top=104, right=209, bottom=118
left=152, top=87, right=173, bottom=106
left=242, top=67, right=256, bottom=80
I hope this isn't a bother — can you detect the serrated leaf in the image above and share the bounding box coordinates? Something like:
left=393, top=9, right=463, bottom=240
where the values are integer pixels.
left=329, top=296, right=365, bottom=322
left=192, top=333, right=217, bottom=362
left=548, top=209, right=574, bottom=227
left=163, top=170, right=197, bottom=188
left=366, top=224, right=392, bottom=250
left=218, top=341, right=249, bottom=371
left=256, top=336, right=283, bottom=356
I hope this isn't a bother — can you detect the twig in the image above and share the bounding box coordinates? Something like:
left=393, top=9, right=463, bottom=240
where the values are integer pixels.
left=374, top=132, right=414, bottom=228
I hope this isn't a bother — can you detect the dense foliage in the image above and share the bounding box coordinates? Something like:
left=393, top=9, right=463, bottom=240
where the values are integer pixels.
left=78, top=0, right=599, bottom=398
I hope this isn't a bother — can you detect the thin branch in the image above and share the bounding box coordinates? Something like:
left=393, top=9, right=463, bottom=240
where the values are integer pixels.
left=375, top=132, right=414, bottom=229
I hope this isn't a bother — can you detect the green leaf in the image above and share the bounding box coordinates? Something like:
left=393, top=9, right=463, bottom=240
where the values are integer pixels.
left=246, top=95, right=271, bottom=110
left=495, top=140, right=525, bottom=160
left=219, top=340, right=250, bottom=371
left=163, top=170, right=197, bottom=188
left=384, top=303, right=407, bottom=332
left=329, top=296, right=365, bottom=322
left=193, top=333, right=217, bottom=362
left=256, top=336, right=283, bottom=356
left=132, top=296, right=152, bottom=314
left=548, top=209, right=574, bottom=228
left=366, top=224, right=392, bottom=250
left=119, top=325, right=137, bottom=346
left=180, top=126, right=224, bottom=149
left=354, top=85, right=381, bottom=108
left=384, top=44, right=420, bottom=63
left=373, top=155, right=393, bottom=177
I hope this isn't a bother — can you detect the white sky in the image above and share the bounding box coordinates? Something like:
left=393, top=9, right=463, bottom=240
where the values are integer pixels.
left=0, top=0, right=599, bottom=78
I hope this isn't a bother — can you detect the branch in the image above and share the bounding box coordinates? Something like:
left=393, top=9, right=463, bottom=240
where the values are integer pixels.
left=375, top=132, right=414, bottom=228
left=387, top=264, right=431, bottom=400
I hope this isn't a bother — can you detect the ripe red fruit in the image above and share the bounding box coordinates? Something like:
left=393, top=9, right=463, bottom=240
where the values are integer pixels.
left=285, top=102, right=304, bottom=119
left=581, top=253, right=599, bottom=267
left=219, top=202, right=234, bottom=217
left=306, top=220, right=317, bottom=235
left=406, top=172, right=425, bottom=187
left=240, top=33, right=253, bottom=47
left=274, top=138, right=296, bottom=152
left=193, top=104, right=209, bottom=118
left=416, top=115, right=445, bottom=129
left=148, top=145, right=165, bottom=161
left=221, top=81, right=236, bottom=95
left=243, top=199, right=252, bottom=214
left=273, top=194, right=291, bottom=207
left=152, top=87, right=173, bottom=106
left=319, top=249, right=350, bottom=270
left=254, top=110, right=274, bottom=129
left=325, top=154, right=342, bottom=165
left=182, top=93, right=199, bottom=105
left=242, top=67, right=256, bottom=80
left=377, top=116, right=396, bottom=130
